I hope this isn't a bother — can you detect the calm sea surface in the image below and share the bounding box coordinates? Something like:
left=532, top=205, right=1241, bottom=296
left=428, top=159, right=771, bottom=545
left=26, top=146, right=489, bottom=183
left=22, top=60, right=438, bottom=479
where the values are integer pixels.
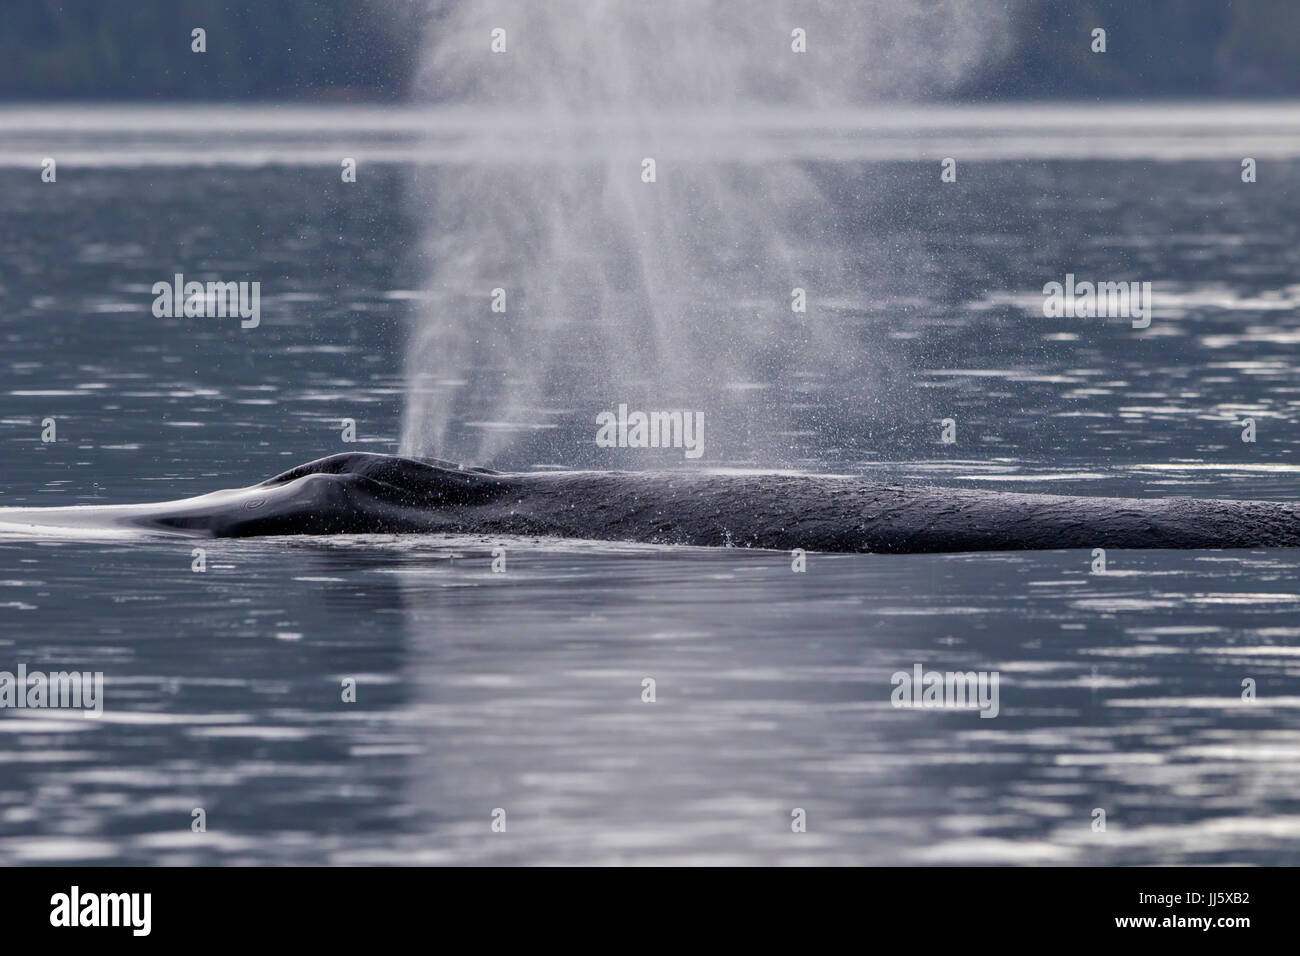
left=2, top=105, right=1300, bottom=864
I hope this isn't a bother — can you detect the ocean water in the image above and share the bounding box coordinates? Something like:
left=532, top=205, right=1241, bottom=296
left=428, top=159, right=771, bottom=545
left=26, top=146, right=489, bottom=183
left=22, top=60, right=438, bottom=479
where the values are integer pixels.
left=2, top=104, right=1300, bottom=864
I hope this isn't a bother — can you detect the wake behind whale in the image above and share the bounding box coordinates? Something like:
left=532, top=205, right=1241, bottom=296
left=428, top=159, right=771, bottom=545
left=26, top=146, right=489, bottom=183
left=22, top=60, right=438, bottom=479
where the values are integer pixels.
left=2, top=452, right=1299, bottom=553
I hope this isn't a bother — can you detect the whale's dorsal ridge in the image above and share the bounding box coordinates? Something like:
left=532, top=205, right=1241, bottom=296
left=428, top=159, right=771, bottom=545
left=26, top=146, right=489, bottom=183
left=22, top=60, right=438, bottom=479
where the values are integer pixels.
left=410, top=456, right=501, bottom=476
left=258, top=452, right=501, bottom=488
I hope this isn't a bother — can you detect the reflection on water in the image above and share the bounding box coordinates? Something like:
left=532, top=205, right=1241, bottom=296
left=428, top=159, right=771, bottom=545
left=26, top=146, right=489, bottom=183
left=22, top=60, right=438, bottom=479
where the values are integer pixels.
left=2, top=106, right=1300, bottom=864
left=3, top=537, right=1300, bottom=865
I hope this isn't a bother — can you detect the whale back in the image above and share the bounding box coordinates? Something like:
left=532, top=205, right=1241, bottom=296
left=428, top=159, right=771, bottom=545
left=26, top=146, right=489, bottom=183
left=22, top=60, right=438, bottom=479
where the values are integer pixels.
left=6, top=452, right=1300, bottom=551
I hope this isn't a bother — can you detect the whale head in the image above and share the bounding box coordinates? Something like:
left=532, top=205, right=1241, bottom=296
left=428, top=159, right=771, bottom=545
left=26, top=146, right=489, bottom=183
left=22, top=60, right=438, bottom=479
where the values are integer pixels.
left=141, top=453, right=513, bottom=537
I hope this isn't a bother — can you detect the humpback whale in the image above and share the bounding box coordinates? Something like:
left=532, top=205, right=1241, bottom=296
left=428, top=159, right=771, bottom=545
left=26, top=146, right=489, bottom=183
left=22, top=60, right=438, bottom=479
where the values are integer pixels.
left=1, top=451, right=1299, bottom=553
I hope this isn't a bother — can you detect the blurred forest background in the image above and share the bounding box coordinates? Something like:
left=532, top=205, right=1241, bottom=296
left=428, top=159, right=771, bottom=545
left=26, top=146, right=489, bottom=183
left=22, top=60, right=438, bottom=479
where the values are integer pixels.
left=1, top=0, right=1297, bottom=101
